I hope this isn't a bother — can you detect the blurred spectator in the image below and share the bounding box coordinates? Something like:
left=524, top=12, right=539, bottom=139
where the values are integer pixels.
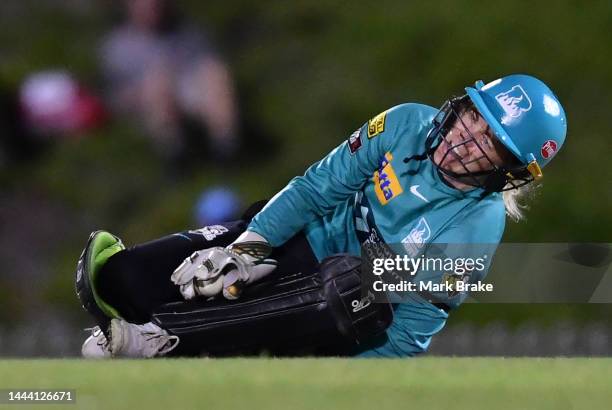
left=194, top=186, right=242, bottom=226
left=99, top=0, right=239, bottom=164
left=0, top=71, right=105, bottom=167
left=19, top=70, right=107, bottom=137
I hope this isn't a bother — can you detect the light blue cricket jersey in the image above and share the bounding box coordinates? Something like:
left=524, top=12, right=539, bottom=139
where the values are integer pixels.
left=249, top=103, right=506, bottom=357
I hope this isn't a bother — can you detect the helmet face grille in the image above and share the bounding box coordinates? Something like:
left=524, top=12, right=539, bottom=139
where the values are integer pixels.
left=426, top=97, right=535, bottom=193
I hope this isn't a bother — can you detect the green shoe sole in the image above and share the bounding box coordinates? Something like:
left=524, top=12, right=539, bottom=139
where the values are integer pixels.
left=75, top=230, right=126, bottom=324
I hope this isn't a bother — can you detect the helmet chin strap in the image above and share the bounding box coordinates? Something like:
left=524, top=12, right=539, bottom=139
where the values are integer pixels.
left=437, top=166, right=510, bottom=195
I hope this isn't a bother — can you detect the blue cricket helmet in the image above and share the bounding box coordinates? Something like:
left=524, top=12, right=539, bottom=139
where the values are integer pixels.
left=465, top=74, right=567, bottom=179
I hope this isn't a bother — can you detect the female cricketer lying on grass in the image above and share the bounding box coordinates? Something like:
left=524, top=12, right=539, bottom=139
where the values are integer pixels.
left=76, top=74, right=567, bottom=358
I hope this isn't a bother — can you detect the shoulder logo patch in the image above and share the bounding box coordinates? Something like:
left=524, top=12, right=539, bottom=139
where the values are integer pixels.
left=367, top=110, right=387, bottom=138
left=347, top=129, right=362, bottom=154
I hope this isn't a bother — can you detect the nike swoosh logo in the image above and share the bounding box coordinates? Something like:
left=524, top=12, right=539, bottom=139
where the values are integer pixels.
left=409, top=185, right=429, bottom=203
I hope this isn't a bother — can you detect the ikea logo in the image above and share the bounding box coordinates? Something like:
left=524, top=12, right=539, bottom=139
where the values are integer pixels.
left=373, top=152, right=403, bottom=205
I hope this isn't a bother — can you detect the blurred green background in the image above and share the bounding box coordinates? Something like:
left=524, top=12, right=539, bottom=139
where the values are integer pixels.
left=0, top=0, right=610, bottom=354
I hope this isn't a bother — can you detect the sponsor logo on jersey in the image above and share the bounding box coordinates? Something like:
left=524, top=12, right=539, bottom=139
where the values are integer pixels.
left=347, top=129, right=362, bottom=154
left=495, top=85, right=532, bottom=119
left=409, top=184, right=429, bottom=203
left=188, top=225, right=229, bottom=241
left=401, top=217, right=431, bottom=257
left=373, top=152, right=403, bottom=205
left=540, top=139, right=558, bottom=159
left=367, top=110, right=387, bottom=138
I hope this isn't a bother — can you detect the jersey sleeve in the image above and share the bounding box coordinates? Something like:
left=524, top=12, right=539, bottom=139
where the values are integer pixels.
left=248, top=105, right=411, bottom=247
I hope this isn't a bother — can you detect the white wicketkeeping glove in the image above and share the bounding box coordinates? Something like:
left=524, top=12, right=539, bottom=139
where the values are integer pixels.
left=171, top=231, right=277, bottom=300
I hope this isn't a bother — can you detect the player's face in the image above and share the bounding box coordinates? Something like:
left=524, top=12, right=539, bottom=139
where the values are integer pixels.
left=433, top=108, right=513, bottom=189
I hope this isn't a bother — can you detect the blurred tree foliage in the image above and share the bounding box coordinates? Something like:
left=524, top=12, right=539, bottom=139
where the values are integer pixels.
left=0, top=0, right=610, bottom=326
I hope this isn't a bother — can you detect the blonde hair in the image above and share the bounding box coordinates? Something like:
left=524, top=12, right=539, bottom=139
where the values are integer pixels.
left=502, top=183, right=539, bottom=222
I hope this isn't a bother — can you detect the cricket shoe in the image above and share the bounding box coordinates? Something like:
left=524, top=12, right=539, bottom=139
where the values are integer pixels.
left=109, top=319, right=180, bottom=358
left=81, top=326, right=111, bottom=359
left=75, top=230, right=126, bottom=325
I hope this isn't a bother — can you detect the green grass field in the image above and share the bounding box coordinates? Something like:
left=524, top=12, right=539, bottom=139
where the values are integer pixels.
left=1, top=358, right=611, bottom=409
